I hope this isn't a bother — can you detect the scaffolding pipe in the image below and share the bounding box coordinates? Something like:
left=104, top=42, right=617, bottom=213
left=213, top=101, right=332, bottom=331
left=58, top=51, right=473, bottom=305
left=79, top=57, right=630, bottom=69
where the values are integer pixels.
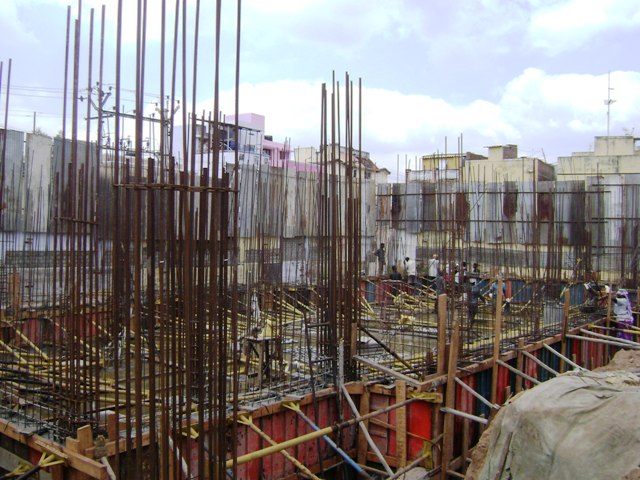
left=522, top=350, right=559, bottom=377
left=341, top=384, right=394, bottom=476
left=227, top=394, right=418, bottom=469
left=579, top=328, right=640, bottom=347
left=496, top=359, right=540, bottom=385
left=440, top=407, right=488, bottom=425
left=283, top=402, right=371, bottom=479
left=566, top=334, right=640, bottom=350
left=542, top=343, right=584, bottom=371
left=454, top=377, right=499, bottom=410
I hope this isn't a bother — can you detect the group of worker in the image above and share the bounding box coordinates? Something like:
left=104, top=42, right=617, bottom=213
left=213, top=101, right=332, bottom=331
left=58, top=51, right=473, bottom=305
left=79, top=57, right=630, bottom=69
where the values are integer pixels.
left=375, top=243, right=513, bottom=323
left=375, top=243, right=638, bottom=339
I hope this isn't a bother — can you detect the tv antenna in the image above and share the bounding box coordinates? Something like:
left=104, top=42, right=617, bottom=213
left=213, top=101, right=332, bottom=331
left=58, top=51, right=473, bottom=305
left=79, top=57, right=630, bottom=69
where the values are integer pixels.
left=604, top=71, right=616, bottom=138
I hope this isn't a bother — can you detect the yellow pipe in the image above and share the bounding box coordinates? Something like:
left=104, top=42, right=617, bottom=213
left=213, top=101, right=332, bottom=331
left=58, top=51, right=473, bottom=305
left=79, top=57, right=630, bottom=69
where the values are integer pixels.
left=7, top=323, right=50, bottom=362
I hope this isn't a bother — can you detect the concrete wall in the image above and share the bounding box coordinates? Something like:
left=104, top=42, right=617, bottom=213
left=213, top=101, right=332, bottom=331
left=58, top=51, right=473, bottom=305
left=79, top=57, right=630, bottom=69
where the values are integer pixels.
left=464, top=157, right=554, bottom=183
left=594, top=136, right=637, bottom=156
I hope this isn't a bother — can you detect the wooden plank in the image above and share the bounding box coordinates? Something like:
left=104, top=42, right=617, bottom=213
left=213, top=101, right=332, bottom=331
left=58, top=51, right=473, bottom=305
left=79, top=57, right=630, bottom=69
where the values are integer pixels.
left=515, top=338, right=525, bottom=393
left=106, top=413, right=118, bottom=442
left=77, top=425, right=94, bottom=455
left=433, top=292, right=448, bottom=472
left=66, top=437, right=89, bottom=480
left=436, top=294, right=448, bottom=376
left=33, top=439, right=106, bottom=480
left=440, top=319, right=460, bottom=476
left=461, top=419, right=470, bottom=475
left=560, top=288, right=571, bottom=372
left=490, top=279, right=504, bottom=406
left=341, top=385, right=394, bottom=476
left=395, top=380, right=407, bottom=468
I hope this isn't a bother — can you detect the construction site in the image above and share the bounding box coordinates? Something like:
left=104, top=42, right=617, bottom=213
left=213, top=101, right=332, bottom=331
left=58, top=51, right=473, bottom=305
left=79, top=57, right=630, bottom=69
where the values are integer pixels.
left=1, top=2, right=640, bottom=480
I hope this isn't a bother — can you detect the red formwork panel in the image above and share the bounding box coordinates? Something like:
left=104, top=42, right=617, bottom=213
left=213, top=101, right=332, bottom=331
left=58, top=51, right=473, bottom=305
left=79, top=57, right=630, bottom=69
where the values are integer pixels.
left=15, top=317, right=44, bottom=345
left=456, top=376, right=476, bottom=415
left=369, top=392, right=392, bottom=456
left=375, top=282, right=391, bottom=304
left=569, top=339, right=582, bottom=368
left=524, top=353, right=538, bottom=388
left=590, top=341, right=605, bottom=369
left=407, top=400, right=433, bottom=460
left=453, top=376, right=477, bottom=456
left=495, top=365, right=510, bottom=405
left=258, top=416, right=273, bottom=477
left=341, top=396, right=357, bottom=451
left=235, top=420, right=261, bottom=479
left=263, top=410, right=286, bottom=477
left=300, top=402, right=320, bottom=467
left=389, top=399, right=397, bottom=459
left=282, top=408, right=300, bottom=477
left=297, top=395, right=340, bottom=467
left=367, top=390, right=434, bottom=462
left=572, top=331, right=616, bottom=370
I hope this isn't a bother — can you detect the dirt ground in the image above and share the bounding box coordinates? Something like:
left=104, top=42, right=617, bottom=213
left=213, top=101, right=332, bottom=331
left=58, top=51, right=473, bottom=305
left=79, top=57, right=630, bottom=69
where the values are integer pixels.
left=595, top=349, right=640, bottom=372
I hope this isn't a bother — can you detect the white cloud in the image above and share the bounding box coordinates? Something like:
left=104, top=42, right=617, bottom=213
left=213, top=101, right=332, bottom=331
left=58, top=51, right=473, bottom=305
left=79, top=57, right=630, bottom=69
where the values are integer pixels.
left=0, top=2, right=39, bottom=45
left=529, top=0, right=640, bottom=53
left=210, top=69, right=640, bottom=175
left=240, top=0, right=420, bottom=54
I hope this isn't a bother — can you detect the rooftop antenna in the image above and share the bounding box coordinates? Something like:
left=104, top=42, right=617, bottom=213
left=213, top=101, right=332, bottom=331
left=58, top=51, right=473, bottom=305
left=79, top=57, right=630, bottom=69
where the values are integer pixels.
left=604, top=71, right=616, bottom=155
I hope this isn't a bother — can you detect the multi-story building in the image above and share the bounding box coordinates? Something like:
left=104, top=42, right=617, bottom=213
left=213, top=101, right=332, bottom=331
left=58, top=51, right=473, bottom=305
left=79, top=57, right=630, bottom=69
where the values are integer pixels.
left=556, top=135, right=640, bottom=181
left=463, top=144, right=555, bottom=183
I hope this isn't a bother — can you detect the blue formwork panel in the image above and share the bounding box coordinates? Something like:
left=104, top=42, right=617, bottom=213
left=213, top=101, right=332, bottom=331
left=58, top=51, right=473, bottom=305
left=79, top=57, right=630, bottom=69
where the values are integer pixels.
left=569, top=283, right=586, bottom=305
left=365, top=281, right=375, bottom=303
left=510, top=280, right=533, bottom=303
left=475, top=369, right=492, bottom=418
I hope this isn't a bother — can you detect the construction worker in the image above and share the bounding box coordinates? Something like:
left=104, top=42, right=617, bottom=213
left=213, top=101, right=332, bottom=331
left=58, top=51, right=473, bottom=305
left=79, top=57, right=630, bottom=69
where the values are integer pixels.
left=433, top=269, right=445, bottom=313
left=375, top=243, right=386, bottom=276
left=613, top=289, right=634, bottom=340
left=404, top=256, right=417, bottom=293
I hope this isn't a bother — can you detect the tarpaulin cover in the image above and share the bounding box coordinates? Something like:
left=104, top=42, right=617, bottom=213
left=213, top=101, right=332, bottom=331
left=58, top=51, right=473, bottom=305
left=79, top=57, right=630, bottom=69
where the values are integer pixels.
left=467, top=369, right=640, bottom=479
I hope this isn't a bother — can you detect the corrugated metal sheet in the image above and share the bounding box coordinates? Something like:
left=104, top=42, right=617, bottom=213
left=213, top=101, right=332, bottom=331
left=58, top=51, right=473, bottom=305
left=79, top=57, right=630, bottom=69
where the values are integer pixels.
left=405, top=182, right=421, bottom=234
left=1, top=129, right=25, bottom=232
left=24, top=133, right=53, bottom=233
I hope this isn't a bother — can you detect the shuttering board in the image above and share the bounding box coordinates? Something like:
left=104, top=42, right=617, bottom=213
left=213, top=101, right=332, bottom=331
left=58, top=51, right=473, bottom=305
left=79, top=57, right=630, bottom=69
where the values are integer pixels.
left=368, top=393, right=391, bottom=455
left=524, top=352, right=538, bottom=389
left=454, top=376, right=477, bottom=457
left=407, top=400, right=433, bottom=460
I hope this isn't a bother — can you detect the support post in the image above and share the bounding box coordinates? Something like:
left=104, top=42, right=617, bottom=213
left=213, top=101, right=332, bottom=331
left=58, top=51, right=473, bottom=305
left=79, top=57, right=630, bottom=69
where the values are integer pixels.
left=461, top=419, right=470, bottom=475
left=341, top=385, right=394, bottom=476
left=490, top=279, right=503, bottom=406
left=441, top=319, right=460, bottom=478
left=396, top=380, right=407, bottom=468
left=516, top=338, right=525, bottom=393
left=605, top=289, right=613, bottom=361
left=434, top=293, right=448, bottom=471
left=560, top=288, right=571, bottom=372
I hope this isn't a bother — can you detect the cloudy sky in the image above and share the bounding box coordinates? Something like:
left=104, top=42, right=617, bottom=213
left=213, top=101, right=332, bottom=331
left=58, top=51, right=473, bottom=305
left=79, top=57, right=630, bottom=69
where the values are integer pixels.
left=2, top=0, right=640, bottom=177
